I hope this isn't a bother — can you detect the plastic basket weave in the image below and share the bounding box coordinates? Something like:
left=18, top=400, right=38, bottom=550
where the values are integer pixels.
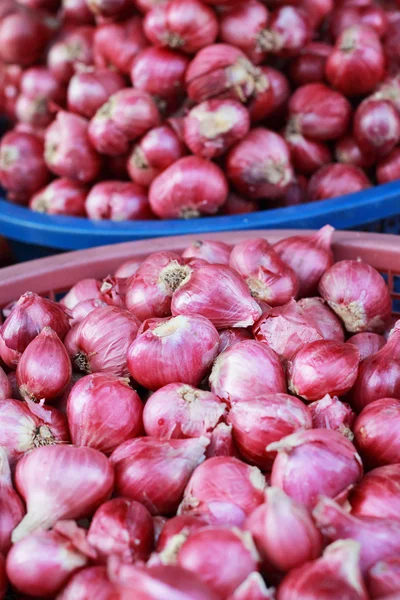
left=1, top=230, right=400, bottom=317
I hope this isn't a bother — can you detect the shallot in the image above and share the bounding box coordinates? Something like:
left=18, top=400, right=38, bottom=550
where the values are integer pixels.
left=350, top=464, right=400, bottom=519
left=353, top=397, right=400, bottom=467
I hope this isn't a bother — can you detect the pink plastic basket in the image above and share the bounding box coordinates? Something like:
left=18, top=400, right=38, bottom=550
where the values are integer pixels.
left=1, top=230, right=400, bottom=314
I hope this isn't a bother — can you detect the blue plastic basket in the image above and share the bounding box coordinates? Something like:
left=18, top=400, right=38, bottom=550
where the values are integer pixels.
left=1, top=180, right=400, bottom=262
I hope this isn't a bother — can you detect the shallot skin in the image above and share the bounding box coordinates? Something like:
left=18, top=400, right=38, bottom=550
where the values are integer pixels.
left=353, top=398, right=400, bottom=467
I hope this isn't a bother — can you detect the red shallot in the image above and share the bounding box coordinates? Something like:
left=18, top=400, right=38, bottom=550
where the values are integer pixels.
left=48, top=26, right=94, bottom=83
left=12, top=445, right=114, bottom=541
left=111, top=436, right=208, bottom=515
left=182, top=240, right=231, bottom=265
left=85, top=181, right=153, bottom=221
left=350, top=464, right=400, bottom=519
left=347, top=332, right=386, bottom=360
left=209, top=340, right=286, bottom=405
left=353, top=397, right=400, bottom=467
left=206, top=422, right=237, bottom=459
left=289, top=42, right=332, bottom=86
left=245, top=487, right=322, bottom=572
left=67, top=373, right=143, bottom=454
left=94, top=16, right=148, bottom=75
left=298, top=297, right=345, bottom=342
left=57, top=566, right=117, bottom=600
left=269, top=429, right=363, bottom=508
left=67, top=68, right=125, bottom=119
left=0, top=447, right=25, bottom=555
left=309, top=394, right=355, bottom=439
left=228, top=573, right=275, bottom=600
left=30, top=178, right=87, bottom=217
left=219, top=1, right=270, bottom=65
left=354, top=98, right=400, bottom=157
left=377, top=148, right=400, bottom=184
left=0, top=367, right=11, bottom=401
left=128, top=314, right=219, bottom=390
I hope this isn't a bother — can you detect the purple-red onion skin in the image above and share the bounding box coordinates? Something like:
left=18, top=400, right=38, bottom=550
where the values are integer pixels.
left=57, top=566, right=117, bottom=600
left=270, top=429, right=363, bottom=509
left=309, top=394, right=355, bottom=439
left=0, top=367, right=11, bottom=401
left=350, top=464, right=400, bottom=520
left=0, top=447, right=25, bottom=555
left=347, top=332, right=386, bottom=361
left=298, top=297, right=345, bottom=342
left=12, top=445, right=114, bottom=542
left=367, top=557, right=400, bottom=599
left=182, top=240, right=231, bottom=266
left=354, top=398, right=400, bottom=467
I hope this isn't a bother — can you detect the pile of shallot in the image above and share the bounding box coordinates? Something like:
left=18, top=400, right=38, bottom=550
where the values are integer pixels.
left=0, top=227, right=399, bottom=598
left=1, top=0, right=400, bottom=220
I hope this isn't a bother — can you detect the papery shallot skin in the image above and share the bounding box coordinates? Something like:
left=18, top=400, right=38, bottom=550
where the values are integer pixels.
left=319, top=260, right=392, bottom=334
left=308, top=394, right=355, bottom=440
left=179, top=456, right=266, bottom=527
left=94, top=17, right=148, bottom=75
left=66, top=306, right=141, bottom=378
left=143, top=383, right=227, bottom=440
left=67, top=373, right=143, bottom=454
left=172, top=264, right=262, bottom=328
left=269, top=429, right=363, bottom=509
left=313, top=497, right=400, bottom=574
left=229, top=238, right=299, bottom=307
left=277, top=539, right=368, bottom=600
left=350, top=464, right=400, bottom=519
left=176, top=527, right=260, bottom=598
left=182, top=240, right=232, bottom=266
left=228, top=394, right=312, bottom=470
left=245, top=487, right=322, bottom=573
left=347, top=332, right=386, bottom=361
left=57, top=566, right=117, bottom=600
left=209, top=340, right=286, bottom=405
left=353, top=398, right=400, bottom=467
left=227, top=572, right=275, bottom=600
left=110, top=436, right=209, bottom=515
left=273, top=225, right=335, bottom=297
left=287, top=339, right=360, bottom=401
left=298, top=297, right=345, bottom=343
left=87, top=498, right=154, bottom=563
left=12, top=445, right=114, bottom=542
left=206, top=423, right=237, bottom=459
left=0, top=447, right=25, bottom=555
left=127, top=315, right=220, bottom=391
left=367, top=557, right=400, bottom=599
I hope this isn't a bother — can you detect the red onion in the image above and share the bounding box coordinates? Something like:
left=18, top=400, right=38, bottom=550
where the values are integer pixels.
left=128, top=125, right=186, bottom=187
left=131, top=47, right=189, bottom=114
left=228, top=393, right=312, bottom=470
left=245, top=487, right=322, bottom=572
left=186, top=44, right=268, bottom=105
left=115, top=259, right=142, bottom=279
left=144, top=0, right=218, bottom=54
left=85, top=181, right=152, bottom=221
left=285, top=131, right=332, bottom=176
left=143, top=383, right=226, bottom=440
left=221, top=193, right=259, bottom=216
left=299, top=297, right=345, bottom=342
left=61, top=277, right=123, bottom=310
left=94, top=16, right=148, bottom=75
left=218, top=328, right=252, bottom=353
left=228, top=573, right=275, bottom=600
left=45, top=111, right=101, bottom=183
left=319, top=259, right=392, bottom=333
left=183, top=99, right=250, bottom=159
left=67, top=373, right=143, bottom=454
left=182, top=240, right=231, bottom=266
left=0, top=367, right=11, bottom=402
left=377, top=148, right=400, bottom=184
left=6, top=525, right=94, bottom=598
left=172, top=264, right=261, bottom=328
left=67, top=68, right=125, bottom=119
left=125, top=251, right=193, bottom=321
left=180, top=456, right=266, bottom=526
left=57, top=566, right=117, bottom=600
left=309, top=394, right=355, bottom=440
left=0, top=447, right=25, bottom=554
left=326, top=25, right=385, bottom=97
left=206, top=422, right=237, bottom=459
left=367, top=557, right=400, bottom=599
left=278, top=539, right=368, bottom=600
left=155, top=514, right=208, bottom=556
left=288, top=340, right=360, bottom=401
left=88, top=498, right=153, bottom=563
left=62, top=0, right=95, bottom=23
left=70, top=299, right=108, bottom=325
left=177, top=527, right=260, bottom=598
left=289, top=42, right=332, bottom=86
left=219, top=1, right=270, bottom=64
left=1, top=292, right=70, bottom=354
left=110, top=562, right=219, bottom=600
left=354, top=99, right=400, bottom=157
left=16, top=67, right=64, bottom=129
left=347, top=332, right=386, bottom=361
left=16, top=327, right=71, bottom=403
left=48, top=26, right=95, bottom=84
left=247, top=65, right=276, bottom=123
left=353, top=398, right=400, bottom=467
left=66, top=306, right=140, bottom=377
left=227, top=128, right=294, bottom=200
left=350, top=464, right=400, bottom=519
left=12, top=445, right=113, bottom=541
left=229, top=238, right=299, bottom=306
left=335, top=134, right=376, bottom=168
left=310, top=163, right=371, bottom=201
left=0, top=335, right=21, bottom=370
left=210, top=340, right=286, bottom=405
left=329, top=5, right=389, bottom=39
left=351, top=324, right=400, bottom=411
left=313, top=496, right=400, bottom=574
left=0, top=130, right=50, bottom=204
left=89, top=89, right=161, bottom=157
left=127, top=314, right=219, bottom=390
left=30, top=178, right=87, bottom=217
left=269, top=429, right=363, bottom=508
left=274, top=225, right=334, bottom=297
left=264, top=65, right=290, bottom=118
left=261, top=6, right=311, bottom=57
left=374, top=75, right=400, bottom=114
left=0, top=7, right=56, bottom=67
left=111, top=436, right=208, bottom=515
left=149, top=156, right=228, bottom=218
left=288, top=83, right=352, bottom=141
